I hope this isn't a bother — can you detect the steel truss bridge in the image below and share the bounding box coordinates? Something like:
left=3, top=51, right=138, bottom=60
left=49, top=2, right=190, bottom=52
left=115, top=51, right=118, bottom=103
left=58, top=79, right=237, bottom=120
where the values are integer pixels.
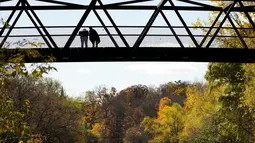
left=0, top=0, right=255, bottom=63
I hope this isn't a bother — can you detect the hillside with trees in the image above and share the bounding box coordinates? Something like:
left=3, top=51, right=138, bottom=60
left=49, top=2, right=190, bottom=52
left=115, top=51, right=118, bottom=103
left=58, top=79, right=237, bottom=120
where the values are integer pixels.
left=1, top=61, right=255, bottom=143
left=1, top=1, right=255, bottom=143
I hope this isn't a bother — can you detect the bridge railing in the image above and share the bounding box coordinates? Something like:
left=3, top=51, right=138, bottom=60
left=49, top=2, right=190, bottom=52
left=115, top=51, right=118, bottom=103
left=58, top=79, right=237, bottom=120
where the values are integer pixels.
left=0, top=0, right=254, bottom=49
left=1, top=25, right=255, bottom=48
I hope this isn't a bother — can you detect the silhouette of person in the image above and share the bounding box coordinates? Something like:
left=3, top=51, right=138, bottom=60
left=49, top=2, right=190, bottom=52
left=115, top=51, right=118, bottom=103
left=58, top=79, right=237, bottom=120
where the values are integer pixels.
left=89, top=27, right=100, bottom=48
left=79, top=28, right=89, bottom=48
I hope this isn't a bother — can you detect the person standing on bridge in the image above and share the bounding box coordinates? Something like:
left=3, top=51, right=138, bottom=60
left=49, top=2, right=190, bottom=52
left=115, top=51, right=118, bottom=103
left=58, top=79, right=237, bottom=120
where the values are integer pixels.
left=79, top=28, right=89, bottom=48
left=89, top=27, right=100, bottom=48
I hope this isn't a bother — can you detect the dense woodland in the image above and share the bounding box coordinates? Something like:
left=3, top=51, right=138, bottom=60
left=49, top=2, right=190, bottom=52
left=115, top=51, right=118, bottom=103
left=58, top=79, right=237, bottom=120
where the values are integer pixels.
left=1, top=1, right=255, bottom=143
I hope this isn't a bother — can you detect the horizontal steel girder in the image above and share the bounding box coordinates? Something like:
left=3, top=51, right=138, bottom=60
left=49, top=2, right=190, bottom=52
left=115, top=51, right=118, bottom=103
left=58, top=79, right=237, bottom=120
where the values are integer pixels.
left=0, top=6, right=253, bottom=12
left=2, top=48, right=255, bottom=63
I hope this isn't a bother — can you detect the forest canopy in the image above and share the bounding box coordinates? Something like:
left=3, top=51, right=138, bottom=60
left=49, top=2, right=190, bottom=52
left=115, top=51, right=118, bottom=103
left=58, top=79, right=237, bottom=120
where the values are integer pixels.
left=0, top=1, right=255, bottom=143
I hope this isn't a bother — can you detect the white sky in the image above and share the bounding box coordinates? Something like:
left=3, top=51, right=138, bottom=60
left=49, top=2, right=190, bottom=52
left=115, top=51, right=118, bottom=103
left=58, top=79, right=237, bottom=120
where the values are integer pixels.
left=1, top=0, right=213, bottom=97
left=44, top=62, right=208, bottom=97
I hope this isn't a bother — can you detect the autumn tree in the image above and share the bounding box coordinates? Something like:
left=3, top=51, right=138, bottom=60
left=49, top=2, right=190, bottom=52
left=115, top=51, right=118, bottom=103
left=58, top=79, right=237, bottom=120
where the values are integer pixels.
left=7, top=76, right=85, bottom=143
left=141, top=97, right=185, bottom=143
left=0, top=43, right=56, bottom=142
left=191, top=1, right=255, bottom=142
left=123, top=126, right=149, bottom=143
left=181, top=82, right=221, bottom=142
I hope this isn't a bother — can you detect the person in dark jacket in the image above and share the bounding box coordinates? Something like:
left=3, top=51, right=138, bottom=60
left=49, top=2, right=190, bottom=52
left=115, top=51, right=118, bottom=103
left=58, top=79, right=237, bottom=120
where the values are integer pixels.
left=89, top=27, right=100, bottom=48
left=79, top=28, right=89, bottom=48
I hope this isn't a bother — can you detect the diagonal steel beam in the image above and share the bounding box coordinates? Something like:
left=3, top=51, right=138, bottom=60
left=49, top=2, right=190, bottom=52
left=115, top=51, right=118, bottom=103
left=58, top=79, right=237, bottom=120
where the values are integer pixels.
left=106, top=0, right=152, bottom=6
left=25, top=10, right=52, bottom=48
left=64, top=0, right=96, bottom=48
left=200, top=11, right=223, bottom=47
left=93, top=9, right=119, bottom=48
left=168, top=0, right=200, bottom=48
left=177, top=0, right=217, bottom=9
left=98, top=0, right=130, bottom=48
left=238, top=1, right=255, bottom=28
left=206, top=1, right=237, bottom=48
left=227, top=13, right=248, bottom=49
left=36, top=0, right=85, bottom=7
left=0, top=10, right=23, bottom=48
left=0, top=0, right=12, bottom=3
left=133, top=0, right=167, bottom=48
left=0, top=0, right=21, bottom=37
left=25, top=1, right=58, bottom=48
left=160, top=10, right=184, bottom=48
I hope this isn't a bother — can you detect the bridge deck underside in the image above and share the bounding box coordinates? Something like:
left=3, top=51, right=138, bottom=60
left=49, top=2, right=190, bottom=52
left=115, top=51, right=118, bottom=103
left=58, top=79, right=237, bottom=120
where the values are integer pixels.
left=1, top=0, right=255, bottom=63
left=4, top=48, right=255, bottom=63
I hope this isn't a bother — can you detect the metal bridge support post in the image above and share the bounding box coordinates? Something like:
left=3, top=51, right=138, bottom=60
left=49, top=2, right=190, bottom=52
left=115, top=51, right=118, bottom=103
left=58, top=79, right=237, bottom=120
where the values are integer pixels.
left=160, top=10, right=184, bottom=48
left=64, top=0, right=96, bottom=48
left=93, top=9, right=119, bottom=48
left=97, top=0, right=130, bottom=48
left=0, top=0, right=21, bottom=37
left=200, top=11, right=223, bottom=47
left=25, top=10, right=52, bottom=48
left=226, top=13, right=248, bottom=49
left=25, top=1, right=58, bottom=48
left=206, top=1, right=237, bottom=48
left=238, top=1, right=255, bottom=28
left=0, top=10, right=23, bottom=48
left=168, top=0, right=200, bottom=48
left=133, top=0, right=167, bottom=48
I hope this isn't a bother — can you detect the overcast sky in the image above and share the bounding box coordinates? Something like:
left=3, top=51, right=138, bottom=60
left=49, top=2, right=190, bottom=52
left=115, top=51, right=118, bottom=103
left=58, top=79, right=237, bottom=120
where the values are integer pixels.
left=1, top=0, right=212, bottom=97
left=43, top=62, right=208, bottom=97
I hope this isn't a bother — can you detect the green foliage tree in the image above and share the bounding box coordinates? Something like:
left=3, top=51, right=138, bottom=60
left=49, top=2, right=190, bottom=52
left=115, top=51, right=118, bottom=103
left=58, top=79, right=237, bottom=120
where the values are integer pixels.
left=194, top=1, right=255, bottom=48
left=201, top=62, right=254, bottom=142
left=189, top=1, right=255, bottom=142
left=181, top=82, right=222, bottom=142
left=7, top=76, right=85, bottom=143
left=0, top=41, right=56, bottom=142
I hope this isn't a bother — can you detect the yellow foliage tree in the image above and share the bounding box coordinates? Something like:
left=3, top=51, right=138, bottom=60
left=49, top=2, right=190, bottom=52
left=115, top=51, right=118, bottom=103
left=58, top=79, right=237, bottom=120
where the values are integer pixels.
left=181, top=83, right=222, bottom=142
left=141, top=97, right=185, bottom=143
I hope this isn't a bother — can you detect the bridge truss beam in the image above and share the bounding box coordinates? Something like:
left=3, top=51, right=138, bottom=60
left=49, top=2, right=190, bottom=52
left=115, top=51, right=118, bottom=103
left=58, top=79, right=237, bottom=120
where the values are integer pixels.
left=0, top=0, right=255, bottom=63
left=2, top=48, right=255, bottom=63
